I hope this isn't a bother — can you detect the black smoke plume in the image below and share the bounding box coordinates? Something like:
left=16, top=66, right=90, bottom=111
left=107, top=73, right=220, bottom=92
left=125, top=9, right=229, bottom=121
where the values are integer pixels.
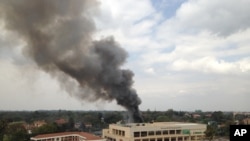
left=0, top=0, right=143, bottom=123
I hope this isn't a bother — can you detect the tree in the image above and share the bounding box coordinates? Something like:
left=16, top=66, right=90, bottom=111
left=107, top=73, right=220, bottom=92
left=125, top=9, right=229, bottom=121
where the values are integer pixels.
left=4, top=122, right=28, bottom=141
left=68, top=117, right=75, bottom=130
left=155, top=116, right=170, bottom=122
left=205, top=124, right=217, bottom=141
left=211, top=111, right=224, bottom=123
left=103, top=112, right=122, bottom=124
left=33, top=123, right=58, bottom=135
left=165, top=109, right=174, bottom=120
left=0, top=119, right=8, bottom=141
left=82, top=114, right=98, bottom=124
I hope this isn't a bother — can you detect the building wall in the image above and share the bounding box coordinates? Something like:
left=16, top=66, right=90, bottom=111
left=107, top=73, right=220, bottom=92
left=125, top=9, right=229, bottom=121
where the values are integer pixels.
left=31, top=135, right=104, bottom=141
left=102, top=122, right=206, bottom=141
left=31, top=135, right=84, bottom=141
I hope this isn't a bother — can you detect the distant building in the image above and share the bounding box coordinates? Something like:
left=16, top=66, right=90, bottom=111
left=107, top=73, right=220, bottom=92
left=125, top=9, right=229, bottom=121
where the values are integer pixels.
left=184, top=113, right=191, bottom=118
left=242, top=118, right=250, bottom=125
left=24, top=123, right=34, bottom=134
left=205, top=114, right=212, bottom=118
left=84, top=123, right=93, bottom=128
left=102, top=122, right=206, bottom=141
left=55, top=118, right=68, bottom=125
left=192, top=114, right=201, bottom=119
left=30, top=132, right=105, bottom=141
left=34, top=120, right=47, bottom=127
left=75, top=122, right=83, bottom=129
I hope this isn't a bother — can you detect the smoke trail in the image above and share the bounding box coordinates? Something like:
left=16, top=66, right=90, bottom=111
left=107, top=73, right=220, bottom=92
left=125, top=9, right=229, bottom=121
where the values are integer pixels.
left=0, top=0, right=143, bottom=122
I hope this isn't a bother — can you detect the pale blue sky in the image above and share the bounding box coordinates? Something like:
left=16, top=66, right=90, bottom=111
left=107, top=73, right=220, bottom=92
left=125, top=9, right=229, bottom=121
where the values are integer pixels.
left=0, top=0, right=250, bottom=111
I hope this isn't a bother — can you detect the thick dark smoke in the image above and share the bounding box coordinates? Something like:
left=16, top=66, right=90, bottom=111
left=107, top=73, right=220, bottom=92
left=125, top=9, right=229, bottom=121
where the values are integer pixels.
left=0, top=0, right=143, bottom=123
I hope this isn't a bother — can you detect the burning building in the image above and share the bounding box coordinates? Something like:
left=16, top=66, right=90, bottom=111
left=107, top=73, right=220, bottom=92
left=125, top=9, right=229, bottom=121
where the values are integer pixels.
left=102, top=122, right=207, bottom=141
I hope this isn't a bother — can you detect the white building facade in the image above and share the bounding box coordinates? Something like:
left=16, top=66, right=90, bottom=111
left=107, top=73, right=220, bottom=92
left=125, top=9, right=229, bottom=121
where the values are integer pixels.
left=102, top=122, right=206, bottom=141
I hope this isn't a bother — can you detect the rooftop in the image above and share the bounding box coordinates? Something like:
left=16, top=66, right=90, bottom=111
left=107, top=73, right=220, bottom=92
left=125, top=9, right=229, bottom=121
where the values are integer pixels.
left=31, top=132, right=102, bottom=140
left=113, top=122, right=205, bottom=128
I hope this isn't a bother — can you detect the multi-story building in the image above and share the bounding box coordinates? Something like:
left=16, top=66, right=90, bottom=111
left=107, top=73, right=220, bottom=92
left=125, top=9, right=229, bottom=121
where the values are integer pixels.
left=31, top=132, right=105, bottom=141
left=102, top=122, right=206, bottom=141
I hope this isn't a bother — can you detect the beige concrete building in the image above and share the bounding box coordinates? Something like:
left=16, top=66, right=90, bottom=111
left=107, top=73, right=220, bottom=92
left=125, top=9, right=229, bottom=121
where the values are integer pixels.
left=31, top=132, right=105, bottom=141
left=242, top=118, right=250, bottom=125
left=102, top=122, right=206, bottom=141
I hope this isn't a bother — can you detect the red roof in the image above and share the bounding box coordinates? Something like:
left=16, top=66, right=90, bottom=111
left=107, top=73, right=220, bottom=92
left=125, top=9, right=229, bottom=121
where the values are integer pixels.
left=55, top=118, right=67, bottom=125
left=32, top=132, right=102, bottom=140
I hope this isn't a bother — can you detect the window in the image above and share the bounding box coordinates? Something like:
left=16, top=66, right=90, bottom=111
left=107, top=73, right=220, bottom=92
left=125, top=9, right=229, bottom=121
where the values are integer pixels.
left=157, top=138, right=162, bottom=141
left=170, top=130, right=175, bottom=134
left=162, top=130, right=168, bottom=135
left=156, top=131, right=161, bottom=135
left=134, top=132, right=140, bottom=137
left=171, top=137, right=176, bottom=141
left=107, top=137, right=112, bottom=141
left=148, top=131, right=154, bottom=136
left=150, top=138, right=155, bottom=141
left=142, top=139, right=149, bottom=141
left=196, top=136, right=202, bottom=140
left=164, top=138, right=169, bottom=141
left=177, top=137, right=183, bottom=141
left=116, top=130, right=118, bottom=135
left=176, top=130, right=181, bottom=134
left=141, top=131, right=147, bottom=137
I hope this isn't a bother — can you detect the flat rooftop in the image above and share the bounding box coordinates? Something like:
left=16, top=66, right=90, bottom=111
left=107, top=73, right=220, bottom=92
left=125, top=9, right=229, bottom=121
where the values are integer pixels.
left=113, top=122, right=205, bottom=128
left=31, top=132, right=102, bottom=140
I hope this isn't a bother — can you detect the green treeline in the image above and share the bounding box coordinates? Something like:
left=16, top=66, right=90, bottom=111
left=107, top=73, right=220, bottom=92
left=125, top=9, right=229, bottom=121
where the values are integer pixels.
left=0, top=110, right=248, bottom=141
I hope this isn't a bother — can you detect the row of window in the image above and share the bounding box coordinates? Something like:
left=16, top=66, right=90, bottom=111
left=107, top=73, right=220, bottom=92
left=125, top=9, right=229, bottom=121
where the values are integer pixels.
left=112, top=129, right=125, bottom=136
left=105, top=137, right=116, bottom=141
left=105, top=136, right=204, bottom=141
left=134, top=130, right=182, bottom=137
left=34, top=136, right=80, bottom=141
left=134, top=136, right=203, bottom=141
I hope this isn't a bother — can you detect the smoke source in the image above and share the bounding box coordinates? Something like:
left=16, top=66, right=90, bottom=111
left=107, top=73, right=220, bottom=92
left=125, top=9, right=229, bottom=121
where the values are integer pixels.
left=0, top=0, right=143, bottom=122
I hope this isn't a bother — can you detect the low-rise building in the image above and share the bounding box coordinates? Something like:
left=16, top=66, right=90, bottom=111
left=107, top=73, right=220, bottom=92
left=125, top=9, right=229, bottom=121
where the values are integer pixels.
left=34, top=120, right=47, bottom=127
left=102, top=122, right=206, bottom=141
left=192, top=114, right=201, bottom=119
left=31, top=132, right=105, bottom=141
left=242, top=118, right=250, bottom=125
left=55, top=118, right=68, bottom=125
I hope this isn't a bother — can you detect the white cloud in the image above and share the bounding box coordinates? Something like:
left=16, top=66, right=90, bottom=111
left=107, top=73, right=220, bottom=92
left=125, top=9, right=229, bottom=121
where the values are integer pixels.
left=143, top=27, right=250, bottom=74
left=144, top=67, right=156, bottom=75
left=98, top=0, right=155, bottom=25
left=171, top=56, right=247, bottom=74
left=238, top=58, right=250, bottom=72
left=95, top=0, right=163, bottom=53
left=172, top=0, right=250, bottom=35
